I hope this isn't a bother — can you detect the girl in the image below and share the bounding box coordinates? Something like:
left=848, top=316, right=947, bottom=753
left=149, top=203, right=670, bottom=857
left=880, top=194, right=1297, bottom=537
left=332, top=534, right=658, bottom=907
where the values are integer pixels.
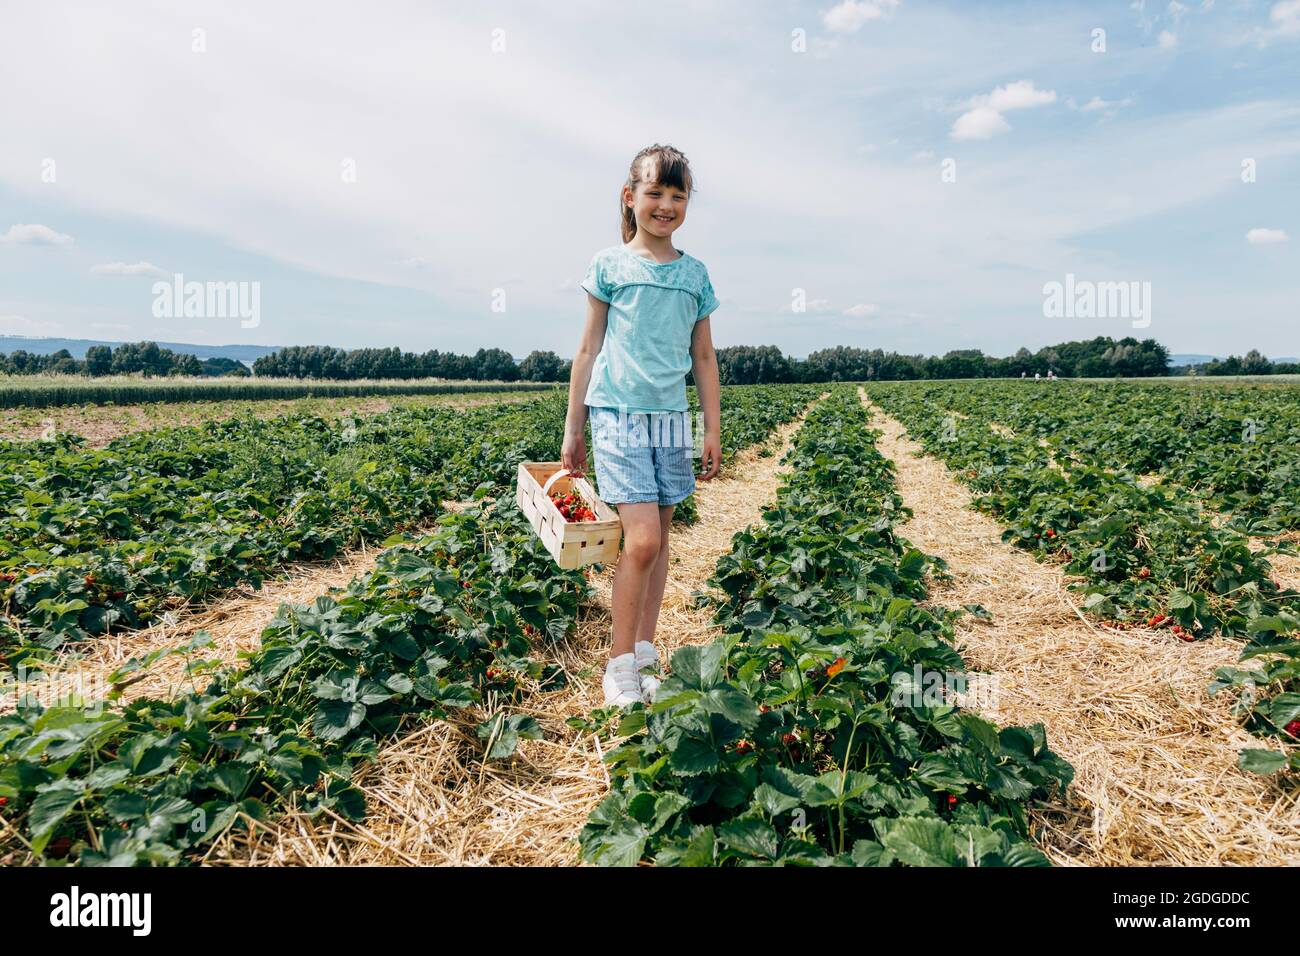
left=562, top=144, right=723, bottom=707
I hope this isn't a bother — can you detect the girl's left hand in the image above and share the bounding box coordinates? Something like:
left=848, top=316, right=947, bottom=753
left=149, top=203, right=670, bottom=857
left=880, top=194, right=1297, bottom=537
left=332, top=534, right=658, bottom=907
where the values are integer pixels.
left=698, top=433, right=721, bottom=481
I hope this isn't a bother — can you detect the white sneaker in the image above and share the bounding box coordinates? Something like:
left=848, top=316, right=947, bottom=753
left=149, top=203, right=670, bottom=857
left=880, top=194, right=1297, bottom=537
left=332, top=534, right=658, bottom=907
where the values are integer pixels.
left=602, top=653, right=643, bottom=707
left=634, top=641, right=661, bottom=702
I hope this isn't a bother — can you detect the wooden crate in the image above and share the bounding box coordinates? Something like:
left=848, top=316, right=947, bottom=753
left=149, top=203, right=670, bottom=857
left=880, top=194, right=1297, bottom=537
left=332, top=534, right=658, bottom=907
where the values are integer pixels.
left=516, top=462, right=622, bottom=569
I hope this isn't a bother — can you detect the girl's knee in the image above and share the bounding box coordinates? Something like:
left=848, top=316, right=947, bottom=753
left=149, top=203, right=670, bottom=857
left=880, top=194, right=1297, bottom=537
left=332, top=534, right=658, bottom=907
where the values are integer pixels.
left=622, top=526, right=661, bottom=565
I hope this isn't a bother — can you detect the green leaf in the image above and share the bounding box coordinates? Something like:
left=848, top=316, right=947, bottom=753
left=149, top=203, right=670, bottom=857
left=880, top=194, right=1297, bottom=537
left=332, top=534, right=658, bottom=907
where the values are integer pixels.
left=753, top=782, right=804, bottom=817
left=876, top=816, right=961, bottom=867
left=476, top=714, right=543, bottom=760
left=312, top=699, right=367, bottom=740
left=700, top=687, right=760, bottom=728
left=669, top=644, right=724, bottom=691
left=29, top=788, right=81, bottom=854
left=716, top=818, right=780, bottom=860
left=589, top=818, right=649, bottom=867
left=668, top=735, right=720, bottom=776
left=1238, top=748, right=1288, bottom=775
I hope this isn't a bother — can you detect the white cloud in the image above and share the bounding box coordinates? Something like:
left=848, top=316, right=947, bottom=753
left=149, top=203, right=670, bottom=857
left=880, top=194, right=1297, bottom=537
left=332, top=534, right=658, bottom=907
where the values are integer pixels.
left=952, top=106, right=1010, bottom=141
left=0, top=223, right=74, bottom=246
left=1269, top=0, right=1300, bottom=35
left=1080, top=95, right=1135, bottom=117
left=983, top=80, right=1056, bottom=112
left=843, top=303, right=880, bottom=317
left=0, top=314, right=64, bottom=335
left=89, top=260, right=168, bottom=277
left=1246, top=227, right=1289, bottom=244
left=1168, top=1, right=1188, bottom=19
left=1158, top=30, right=1179, bottom=48
left=951, top=80, right=1055, bottom=140
left=821, top=0, right=900, bottom=33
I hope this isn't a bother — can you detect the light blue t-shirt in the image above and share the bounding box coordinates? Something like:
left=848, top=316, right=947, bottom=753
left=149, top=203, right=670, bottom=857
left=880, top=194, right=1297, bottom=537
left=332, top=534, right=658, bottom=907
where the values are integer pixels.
left=581, top=243, right=720, bottom=414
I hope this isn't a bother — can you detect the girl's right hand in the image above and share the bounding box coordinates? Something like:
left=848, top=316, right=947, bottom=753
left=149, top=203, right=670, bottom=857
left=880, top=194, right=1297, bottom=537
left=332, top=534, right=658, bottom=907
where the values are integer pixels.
left=562, top=431, right=587, bottom=477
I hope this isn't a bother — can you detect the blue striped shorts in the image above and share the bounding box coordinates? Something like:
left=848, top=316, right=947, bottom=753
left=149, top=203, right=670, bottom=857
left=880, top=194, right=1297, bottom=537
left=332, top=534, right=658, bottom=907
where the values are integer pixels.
left=588, top=405, right=696, bottom=506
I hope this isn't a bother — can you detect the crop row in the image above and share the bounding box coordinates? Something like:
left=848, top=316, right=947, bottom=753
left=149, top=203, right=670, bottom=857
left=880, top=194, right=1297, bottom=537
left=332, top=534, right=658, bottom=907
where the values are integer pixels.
left=578, top=387, right=1072, bottom=866
left=865, top=381, right=1299, bottom=777
left=907, top=379, right=1300, bottom=532
left=0, top=377, right=556, bottom=410
left=0, top=394, right=570, bottom=661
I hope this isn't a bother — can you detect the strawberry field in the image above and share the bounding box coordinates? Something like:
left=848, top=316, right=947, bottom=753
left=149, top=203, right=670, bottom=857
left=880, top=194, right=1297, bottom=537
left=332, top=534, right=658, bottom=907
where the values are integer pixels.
left=1, top=378, right=1297, bottom=867
left=865, top=380, right=1300, bottom=779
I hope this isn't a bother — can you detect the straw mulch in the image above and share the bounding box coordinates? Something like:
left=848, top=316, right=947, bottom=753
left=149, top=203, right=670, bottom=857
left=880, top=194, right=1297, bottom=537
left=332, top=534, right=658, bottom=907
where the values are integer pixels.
left=208, top=412, right=814, bottom=867
left=861, top=393, right=1299, bottom=866
left=2, top=516, right=455, bottom=714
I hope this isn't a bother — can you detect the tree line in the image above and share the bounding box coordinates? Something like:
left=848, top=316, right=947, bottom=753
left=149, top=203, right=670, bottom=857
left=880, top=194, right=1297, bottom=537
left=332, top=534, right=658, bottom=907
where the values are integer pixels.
left=5, top=336, right=1298, bottom=383
left=0, top=342, right=250, bottom=378
left=703, top=337, right=1175, bottom=383
left=249, top=346, right=570, bottom=381
left=1186, top=349, right=1300, bottom=376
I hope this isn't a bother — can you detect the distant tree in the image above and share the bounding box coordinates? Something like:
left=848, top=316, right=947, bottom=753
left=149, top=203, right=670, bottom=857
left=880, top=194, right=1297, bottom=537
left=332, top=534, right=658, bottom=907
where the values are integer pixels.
left=201, top=357, right=251, bottom=377
left=472, top=347, right=519, bottom=381
left=1241, top=349, right=1271, bottom=375
left=84, top=345, right=112, bottom=376
left=518, top=350, right=566, bottom=382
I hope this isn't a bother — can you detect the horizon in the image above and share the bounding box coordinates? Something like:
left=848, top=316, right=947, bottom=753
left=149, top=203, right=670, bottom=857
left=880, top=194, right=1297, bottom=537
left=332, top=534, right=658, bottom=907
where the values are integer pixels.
left=1, top=2, right=1297, bottom=357
left=4, top=330, right=1295, bottom=367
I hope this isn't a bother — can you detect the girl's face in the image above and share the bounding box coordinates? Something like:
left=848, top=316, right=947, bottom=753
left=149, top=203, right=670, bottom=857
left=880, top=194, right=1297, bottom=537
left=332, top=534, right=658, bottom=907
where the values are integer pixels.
left=624, top=163, right=688, bottom=239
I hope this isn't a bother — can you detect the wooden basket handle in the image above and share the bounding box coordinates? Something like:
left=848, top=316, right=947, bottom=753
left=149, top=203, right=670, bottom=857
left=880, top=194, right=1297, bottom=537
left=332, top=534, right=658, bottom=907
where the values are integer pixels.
left=542, top=469, right=569, bottom=496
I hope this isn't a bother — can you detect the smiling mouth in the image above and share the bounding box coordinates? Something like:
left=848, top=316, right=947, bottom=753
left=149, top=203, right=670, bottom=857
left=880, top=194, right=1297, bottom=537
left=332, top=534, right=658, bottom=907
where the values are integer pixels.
left=652, top=215, right=674, bottom=222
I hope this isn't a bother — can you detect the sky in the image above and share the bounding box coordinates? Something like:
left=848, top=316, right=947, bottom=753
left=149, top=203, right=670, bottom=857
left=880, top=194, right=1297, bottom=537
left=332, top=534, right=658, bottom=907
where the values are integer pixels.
left=0, top=0, right=1297, bottom=360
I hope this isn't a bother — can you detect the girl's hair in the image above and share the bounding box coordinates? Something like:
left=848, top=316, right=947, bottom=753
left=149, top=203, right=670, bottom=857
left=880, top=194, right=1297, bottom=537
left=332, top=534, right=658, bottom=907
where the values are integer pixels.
left=620, top=144, right=694, bottom=243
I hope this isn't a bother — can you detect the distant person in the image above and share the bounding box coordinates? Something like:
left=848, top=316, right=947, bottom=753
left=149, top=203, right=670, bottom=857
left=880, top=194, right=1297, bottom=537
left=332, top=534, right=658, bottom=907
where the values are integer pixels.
left=562, top=144, right=722, bottom=708
left=1035, top=371, right=1041, bottom=380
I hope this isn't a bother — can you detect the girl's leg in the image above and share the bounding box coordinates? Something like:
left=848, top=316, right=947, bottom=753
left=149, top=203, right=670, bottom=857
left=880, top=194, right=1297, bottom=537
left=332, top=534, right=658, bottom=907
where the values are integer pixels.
left=610, top=502, right=662, bottom=658
left=634, top=505, right=676, bottom=647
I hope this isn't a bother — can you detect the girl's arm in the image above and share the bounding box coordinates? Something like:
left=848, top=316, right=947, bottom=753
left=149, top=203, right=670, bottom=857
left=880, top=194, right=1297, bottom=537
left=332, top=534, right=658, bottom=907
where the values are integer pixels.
left=561, top=293, right=608, bottom=476
left=690, top=316, right=722, bottom=480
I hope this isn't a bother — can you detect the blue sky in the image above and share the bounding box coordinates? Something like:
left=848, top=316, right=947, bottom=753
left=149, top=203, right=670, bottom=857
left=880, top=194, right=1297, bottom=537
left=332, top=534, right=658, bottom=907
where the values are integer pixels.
left=1, top=0, right=1296, bottom=359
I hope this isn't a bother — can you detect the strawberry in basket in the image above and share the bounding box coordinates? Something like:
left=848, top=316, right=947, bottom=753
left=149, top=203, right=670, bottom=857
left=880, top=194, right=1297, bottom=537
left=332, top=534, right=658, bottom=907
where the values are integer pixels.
left=550, top=490, right=597, bottom=522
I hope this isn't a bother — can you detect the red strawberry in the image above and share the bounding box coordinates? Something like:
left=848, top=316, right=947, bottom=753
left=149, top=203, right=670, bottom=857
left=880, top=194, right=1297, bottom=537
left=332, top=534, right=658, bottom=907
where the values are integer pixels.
left=1137, top=567, right=1151, bottom=579
left=947, top=794, right=958, bottom=806
left=1285, top=720, right=1300, bottom=739
left=734, top=739, right=753, bottom=754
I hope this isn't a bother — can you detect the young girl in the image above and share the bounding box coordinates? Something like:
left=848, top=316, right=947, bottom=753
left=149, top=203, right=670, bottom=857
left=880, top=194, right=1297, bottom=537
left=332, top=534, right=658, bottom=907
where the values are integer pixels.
left=562, top=144, right=723, bottom=707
